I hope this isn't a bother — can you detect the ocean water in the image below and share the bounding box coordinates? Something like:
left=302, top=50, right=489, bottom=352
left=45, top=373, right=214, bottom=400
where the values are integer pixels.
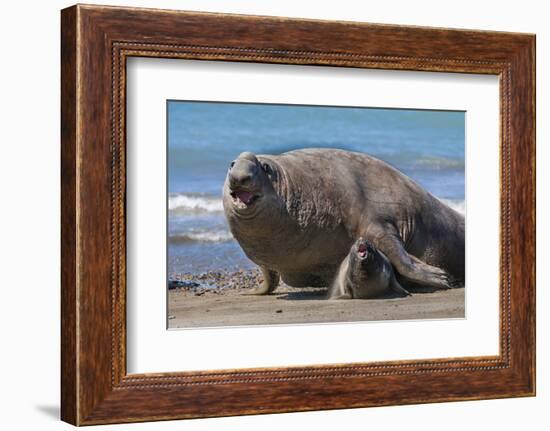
left=168, top=101, right=465, bottom=275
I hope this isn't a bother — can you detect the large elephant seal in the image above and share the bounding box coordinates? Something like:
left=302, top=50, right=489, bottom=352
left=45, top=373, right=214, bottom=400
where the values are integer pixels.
left=327, top=238, right=410, bottom=299
left=222, top=149, right=464, bottom=295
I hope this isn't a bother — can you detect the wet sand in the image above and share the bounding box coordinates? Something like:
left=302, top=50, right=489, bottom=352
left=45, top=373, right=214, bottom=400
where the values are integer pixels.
left=168, top=269, right=465, bottom=328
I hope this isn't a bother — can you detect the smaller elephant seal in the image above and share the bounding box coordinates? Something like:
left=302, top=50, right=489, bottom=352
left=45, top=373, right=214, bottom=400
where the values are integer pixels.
left=327, top=238, right=411, bottom=300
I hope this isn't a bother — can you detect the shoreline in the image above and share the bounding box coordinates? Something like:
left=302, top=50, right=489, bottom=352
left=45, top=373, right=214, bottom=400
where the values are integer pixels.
left=168, top=269, right=465, bottom=328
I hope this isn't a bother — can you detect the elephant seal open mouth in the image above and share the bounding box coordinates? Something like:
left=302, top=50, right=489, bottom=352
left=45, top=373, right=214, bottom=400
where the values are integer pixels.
left=230, top=189, right=260, bottom=207
left=357, top=242, right=368, bottom=259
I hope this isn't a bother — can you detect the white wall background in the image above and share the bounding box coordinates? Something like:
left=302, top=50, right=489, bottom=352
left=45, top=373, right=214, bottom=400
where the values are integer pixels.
left=0, top=0, right=546, bottom=429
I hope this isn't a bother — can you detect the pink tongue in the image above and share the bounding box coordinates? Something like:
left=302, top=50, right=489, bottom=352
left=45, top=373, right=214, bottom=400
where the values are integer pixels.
left=358, top=244, right=367, bottom=258
left=236, top=190, right=254, bottom=204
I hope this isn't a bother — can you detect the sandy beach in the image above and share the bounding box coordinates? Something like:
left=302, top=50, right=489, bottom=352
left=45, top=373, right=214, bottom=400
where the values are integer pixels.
left=168, top=269, right=465, bottom=329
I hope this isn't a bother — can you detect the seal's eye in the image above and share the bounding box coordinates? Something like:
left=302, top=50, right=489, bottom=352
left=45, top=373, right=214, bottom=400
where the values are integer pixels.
left=261, top=162, right=271, bottom=174
left=229, top=161, right=235, bottom=169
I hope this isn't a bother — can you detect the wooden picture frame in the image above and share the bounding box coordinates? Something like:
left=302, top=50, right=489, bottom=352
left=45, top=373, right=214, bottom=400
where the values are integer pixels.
left=61, top=4, right=535, bottom=425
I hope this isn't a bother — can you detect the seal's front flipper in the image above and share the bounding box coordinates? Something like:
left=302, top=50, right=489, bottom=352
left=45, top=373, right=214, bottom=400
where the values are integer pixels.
left=326, top=283, right=352, bottom=300
left=326, top=256, right=352, bottom=300
left=246, top=267, right=280, bottom=295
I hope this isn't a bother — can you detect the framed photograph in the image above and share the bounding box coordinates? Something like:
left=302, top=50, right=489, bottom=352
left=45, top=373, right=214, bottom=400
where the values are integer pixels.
left=61, top=4, right=535, bottom=425
left=164, top=101, right=466, bottom=329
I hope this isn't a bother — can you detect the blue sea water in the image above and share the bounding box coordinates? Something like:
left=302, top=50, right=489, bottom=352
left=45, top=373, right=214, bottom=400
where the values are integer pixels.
left=168, top=101, right=465, bottom=275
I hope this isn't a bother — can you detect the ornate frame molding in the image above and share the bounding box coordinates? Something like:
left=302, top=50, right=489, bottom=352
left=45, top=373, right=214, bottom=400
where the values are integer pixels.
left=61, top=5, right=535, bottom=425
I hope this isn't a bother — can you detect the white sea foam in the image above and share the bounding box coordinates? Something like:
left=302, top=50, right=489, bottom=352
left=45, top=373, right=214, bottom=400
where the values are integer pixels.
left=440, top=199, right=465, bottom=215
left=169, top=229, right=234, bottom=244
left=415, top=156, right=464, bottom=170
left=168, top=194, right=223, bottom=214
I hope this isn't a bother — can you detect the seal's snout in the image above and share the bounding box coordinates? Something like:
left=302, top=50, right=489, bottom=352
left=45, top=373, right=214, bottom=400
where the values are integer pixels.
left=229, top=169, right=253, bottom=188
left=228, top=159, right=256, bottom=189
left=227, top=153, right=262, bottom=207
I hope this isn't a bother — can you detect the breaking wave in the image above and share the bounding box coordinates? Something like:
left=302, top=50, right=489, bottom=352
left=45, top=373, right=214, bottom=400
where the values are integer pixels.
left=169, top=229, right=234, bottom=244
left=440, top=199, right=465, bottom=215
left=168, top=193, right=223, bottom=215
